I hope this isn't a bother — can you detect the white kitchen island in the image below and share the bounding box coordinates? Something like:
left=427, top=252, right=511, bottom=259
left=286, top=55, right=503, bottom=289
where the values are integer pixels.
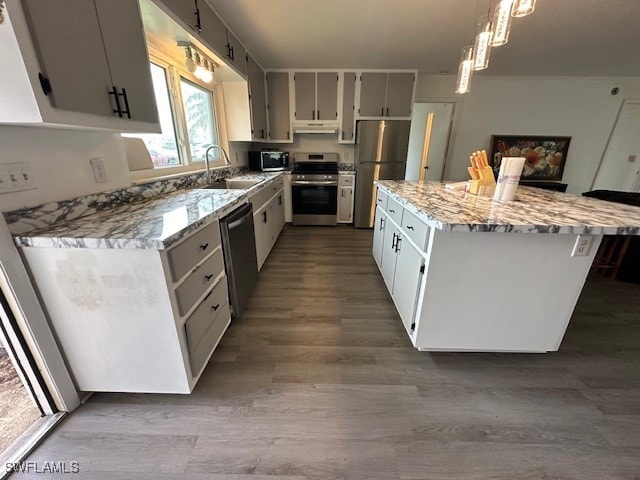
left=373, top=181, right=640, bottom=353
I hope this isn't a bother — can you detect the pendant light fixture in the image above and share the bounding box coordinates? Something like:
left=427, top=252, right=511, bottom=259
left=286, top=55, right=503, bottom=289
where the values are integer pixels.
left=455, top=46, right=474, bottom=94
left=490, top=0, right=514, bottom=46
left=472, top=14, right=492, bottom=71
left=511, top=0, right=536, bottom=17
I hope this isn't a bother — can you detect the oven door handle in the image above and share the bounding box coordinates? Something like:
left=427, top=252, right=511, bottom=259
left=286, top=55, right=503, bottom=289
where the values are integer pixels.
left=291, top=181, right=338, bottom=186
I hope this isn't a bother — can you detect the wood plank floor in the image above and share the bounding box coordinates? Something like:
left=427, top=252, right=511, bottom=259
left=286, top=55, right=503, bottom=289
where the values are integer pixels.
left=14, top=226, right=640, bottom=479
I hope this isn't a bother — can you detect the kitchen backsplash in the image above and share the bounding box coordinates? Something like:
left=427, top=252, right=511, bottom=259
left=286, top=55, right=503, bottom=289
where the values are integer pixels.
left=4, top=166, right=245, bottom=235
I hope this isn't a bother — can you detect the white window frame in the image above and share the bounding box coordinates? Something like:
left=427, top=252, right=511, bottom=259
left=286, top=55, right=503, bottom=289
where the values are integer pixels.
left=128, top=53, right=230, bottom=183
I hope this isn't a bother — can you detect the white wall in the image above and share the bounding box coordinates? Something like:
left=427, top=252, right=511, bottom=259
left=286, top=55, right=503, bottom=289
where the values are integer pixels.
left=253, top=134, right=355, bottom=164
left=0, top=126, right=131, bottom=212
left=416, top=74, right=640, bottom=194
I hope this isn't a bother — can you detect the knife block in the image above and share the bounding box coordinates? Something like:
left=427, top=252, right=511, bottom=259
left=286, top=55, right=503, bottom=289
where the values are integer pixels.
left=469, top=179, right=496, bottom=196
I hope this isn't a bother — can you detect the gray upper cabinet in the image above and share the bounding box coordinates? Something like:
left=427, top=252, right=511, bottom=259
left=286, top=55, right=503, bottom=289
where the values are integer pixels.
left=293, top=72, right=338, bottom=121
left=162, top=0, right=198, bottom=31
left=95, top=0, right=158, bottom=124
left=359, top=72, right=415, bottom=118
left=294, top=73, right=315, bottom=121
left=247, top=54, right=267, bottom=140
left=316, top=72, right=338, bottom=121
left=198, top=2, right=228, bottom=56
left=21, top=0, right=157, bottom=123
left=226, top=30, right=247, bottom=76
left=385, top=73, right=415, bottom=117
left=359, top=73, right=388, bottom=117
left=266, top=72, right=291, bottom=142
left=340, top=72, right=357, bottom=142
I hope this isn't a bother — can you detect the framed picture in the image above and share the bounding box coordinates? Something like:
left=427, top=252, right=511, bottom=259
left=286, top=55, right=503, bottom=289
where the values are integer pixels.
left=489, top=135, right=571, bottom=181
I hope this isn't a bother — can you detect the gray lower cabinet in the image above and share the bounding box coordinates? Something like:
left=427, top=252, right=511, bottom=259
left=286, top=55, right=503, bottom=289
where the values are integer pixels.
left=21, top=0, right=158, bottom=123
left=267, top=72, right=291, bottom=141
left=247, top=55, right=268, bottom=140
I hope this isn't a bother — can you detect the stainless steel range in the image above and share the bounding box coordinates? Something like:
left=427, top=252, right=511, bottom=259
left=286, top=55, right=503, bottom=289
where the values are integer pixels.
left=292, top=152, right=339, bottom=226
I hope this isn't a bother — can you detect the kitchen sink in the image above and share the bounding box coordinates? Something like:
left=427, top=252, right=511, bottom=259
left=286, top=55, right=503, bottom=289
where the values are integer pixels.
left=197, top=179, right=261, bottom=190
left=225, top=178, right=261, bottom=189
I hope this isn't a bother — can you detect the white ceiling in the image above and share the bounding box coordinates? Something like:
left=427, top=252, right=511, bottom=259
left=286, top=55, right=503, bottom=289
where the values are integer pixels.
left=205, top=0, right=640, bottom=76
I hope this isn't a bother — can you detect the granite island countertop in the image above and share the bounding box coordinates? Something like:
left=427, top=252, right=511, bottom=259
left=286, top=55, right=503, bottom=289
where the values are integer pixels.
left=14, top=172, right=283, bottom=250
left=376, top=181, right=640, bottom=235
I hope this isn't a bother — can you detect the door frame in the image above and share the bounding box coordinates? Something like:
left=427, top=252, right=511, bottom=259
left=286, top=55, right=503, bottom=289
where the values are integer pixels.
left=0, top=217, right=80, bottom=414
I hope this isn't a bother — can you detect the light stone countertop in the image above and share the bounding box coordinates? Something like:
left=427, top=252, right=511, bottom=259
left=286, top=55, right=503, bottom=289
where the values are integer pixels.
left=14, top=173, right=283, bottom=250
left=376, top=181, right=640, bottom=235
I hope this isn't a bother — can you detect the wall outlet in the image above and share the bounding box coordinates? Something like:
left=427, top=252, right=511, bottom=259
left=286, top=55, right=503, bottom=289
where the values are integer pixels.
left=571, top=235, right=594, bottom=257
left=90, top=158, right=108, bottom=183
left=0, top=162, right=36, bottom=193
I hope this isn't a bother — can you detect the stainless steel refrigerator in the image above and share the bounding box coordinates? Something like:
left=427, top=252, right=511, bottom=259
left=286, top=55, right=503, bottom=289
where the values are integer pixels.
left=354, top=120, right=411, bottom=228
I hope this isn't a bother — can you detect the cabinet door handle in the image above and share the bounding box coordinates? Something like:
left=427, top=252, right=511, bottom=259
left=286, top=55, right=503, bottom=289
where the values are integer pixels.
left=211, top=304, right=220, bottom=311
left=406, top=225, right=415, bottom=231
left=341, top=190, right=344, bottom=197
left=342, top=131, right=345, bottom=140
left=379, top=217, right=385, bottom=231
left=381, top=107, right=384, bottom=116
left=119, top=88, right=131, bottom=119
left=317, top=110, right=320, bottom=119
left=204, top=274, right=214, bottom=282
left=230, top=45, right=235, bottom=61
left=386, top=107, right=389, bottom=116
left=395, top=236, right=402, bottom=253
left=194, top=5, right=201, bottom=32
left=278, top=195, right=282, bottom=205
left=312, top=110, right=315, bottom=120
left=200, top=242, right=209, bottom=251
left=391, top=232, right=397, bottom=249
left=262, top=211, right=268, bottom=223
left=389, top=208, right=395, bottom=213
left=109, top=86, right=122, bottom=117
left=261, top=129, right=265, bottom=139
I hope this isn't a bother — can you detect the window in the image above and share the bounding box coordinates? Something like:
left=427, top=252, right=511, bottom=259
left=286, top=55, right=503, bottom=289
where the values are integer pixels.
left=180, top=78, right=220, bottom=163
left=123, top=63, right=181, bottom=168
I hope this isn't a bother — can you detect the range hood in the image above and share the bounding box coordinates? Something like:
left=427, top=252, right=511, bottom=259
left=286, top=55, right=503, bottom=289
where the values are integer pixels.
left=292, top=122, right=339, bottom=135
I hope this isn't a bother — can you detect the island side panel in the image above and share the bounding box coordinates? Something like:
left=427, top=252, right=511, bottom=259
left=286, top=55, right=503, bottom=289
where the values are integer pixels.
left=20, top=247, right=191, bottom=393
left=415, top=230, right=602, bottom=353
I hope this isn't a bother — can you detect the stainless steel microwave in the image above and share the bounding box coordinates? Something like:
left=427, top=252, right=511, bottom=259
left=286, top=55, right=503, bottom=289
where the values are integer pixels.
left=248, top=151, right=289, bottom=172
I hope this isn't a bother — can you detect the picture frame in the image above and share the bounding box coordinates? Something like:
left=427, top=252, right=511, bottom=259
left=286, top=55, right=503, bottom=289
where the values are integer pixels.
left=489, top=135, right=571, bottom=181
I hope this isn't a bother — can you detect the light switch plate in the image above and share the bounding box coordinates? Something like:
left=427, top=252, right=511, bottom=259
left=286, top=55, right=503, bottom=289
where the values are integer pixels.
left=571, top=235, right=594, bottom=257
left=0, top=162, right=37, bottom=193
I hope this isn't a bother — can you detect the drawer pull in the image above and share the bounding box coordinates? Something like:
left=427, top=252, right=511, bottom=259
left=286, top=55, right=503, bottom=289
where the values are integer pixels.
left=211, top=304, right=220, bottom=311
left=389, top=208, right=395, bottom=213
left=377, top=198, right=382, bottom=203
left=204, top=274, right=214, bottom=282
left=406, top=225, right=415, bottom=230
left=200, top=243, right=209, bottom=251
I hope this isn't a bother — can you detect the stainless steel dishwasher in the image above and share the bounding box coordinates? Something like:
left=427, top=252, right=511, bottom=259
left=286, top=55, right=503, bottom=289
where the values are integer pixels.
left=219, top=203, right=258, bottom=317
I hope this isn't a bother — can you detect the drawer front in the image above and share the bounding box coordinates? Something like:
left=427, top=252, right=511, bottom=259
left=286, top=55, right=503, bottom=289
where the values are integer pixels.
left=184, top=276, right=229, bottom=353
left=376, top=188, right=388, bottom=210
left=401, top=209, right=430, bottom=250
left=168, top=221, right=221, bottom=282
left=189, top=304, right=230, bottom=376
left=386, top=196, right=403, bottom=225
left=175, top=248, right=224, bottom=316
left=250, top=184, right=272, bottom=210
left=339, top=174, right=354, bottom=186
left=269, top=177, right=284, bottom=195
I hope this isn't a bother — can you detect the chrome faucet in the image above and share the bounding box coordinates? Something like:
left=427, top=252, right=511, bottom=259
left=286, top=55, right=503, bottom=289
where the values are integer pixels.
left=204, top=145, right=232, bottom=184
